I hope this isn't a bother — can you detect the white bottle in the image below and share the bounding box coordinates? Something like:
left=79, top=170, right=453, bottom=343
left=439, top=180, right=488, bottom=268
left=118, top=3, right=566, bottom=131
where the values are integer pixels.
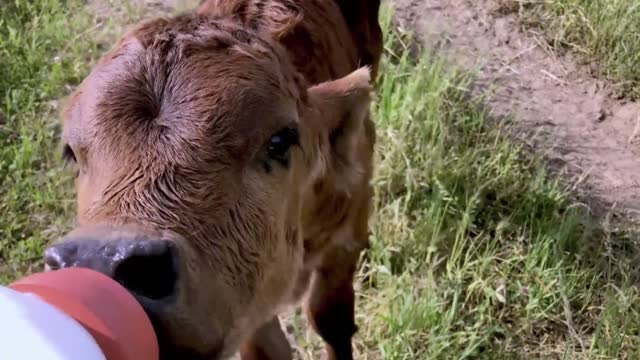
left=0, top=285, right=107, bottom=360
left=1, top=267, right=158, bottom=360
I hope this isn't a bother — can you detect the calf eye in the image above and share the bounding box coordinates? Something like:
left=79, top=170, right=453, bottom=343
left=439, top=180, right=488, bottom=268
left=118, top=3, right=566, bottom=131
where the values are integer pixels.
left=266, top=127, right=299, bottom=169
left=62, top=144, right=77, bottom=164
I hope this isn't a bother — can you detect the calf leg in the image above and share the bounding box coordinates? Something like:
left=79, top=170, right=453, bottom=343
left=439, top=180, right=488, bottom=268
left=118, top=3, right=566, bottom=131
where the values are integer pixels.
left=305, top=185, right=372, bottom=360
left=240, top=317, right=292, bottom=360
left=304, top=253, right=359, bottom=360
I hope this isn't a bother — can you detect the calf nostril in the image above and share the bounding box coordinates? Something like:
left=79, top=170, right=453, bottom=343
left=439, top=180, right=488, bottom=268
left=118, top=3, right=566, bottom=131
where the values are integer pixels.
left=113, top=244, right=177, bottom=300
left=44, top=243, right=78, bottom=271
left=44, top=251, right=61, bottom=271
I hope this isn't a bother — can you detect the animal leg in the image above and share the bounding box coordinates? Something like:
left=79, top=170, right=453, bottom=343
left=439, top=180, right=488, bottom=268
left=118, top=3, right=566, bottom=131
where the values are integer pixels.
left=304, top=257, right=358, bottom=360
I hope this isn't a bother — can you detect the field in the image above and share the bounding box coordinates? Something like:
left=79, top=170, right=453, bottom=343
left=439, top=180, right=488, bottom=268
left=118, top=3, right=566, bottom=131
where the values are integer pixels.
left=2, top=0, right=640, bottom=358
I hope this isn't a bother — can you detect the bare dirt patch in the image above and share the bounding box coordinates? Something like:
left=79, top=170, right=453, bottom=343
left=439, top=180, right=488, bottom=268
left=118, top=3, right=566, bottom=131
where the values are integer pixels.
left=393, top=0, right=640, bottom=217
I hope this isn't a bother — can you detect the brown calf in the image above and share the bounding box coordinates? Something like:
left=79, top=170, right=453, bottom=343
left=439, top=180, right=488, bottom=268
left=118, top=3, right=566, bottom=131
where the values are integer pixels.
left=44, top=1, right=382, bottom=359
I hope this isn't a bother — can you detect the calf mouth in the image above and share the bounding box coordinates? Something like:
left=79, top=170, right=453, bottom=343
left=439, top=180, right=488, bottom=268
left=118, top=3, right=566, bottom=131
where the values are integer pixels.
left=43, top=230, right=223, bottom=358
left=140, top=303, right=225, bottom=360
left=43, top=225, right=230, bottom=358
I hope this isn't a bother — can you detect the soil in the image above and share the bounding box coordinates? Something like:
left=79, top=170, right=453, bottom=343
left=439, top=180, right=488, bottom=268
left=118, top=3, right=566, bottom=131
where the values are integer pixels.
left=393, top=0, right=640, bottom=218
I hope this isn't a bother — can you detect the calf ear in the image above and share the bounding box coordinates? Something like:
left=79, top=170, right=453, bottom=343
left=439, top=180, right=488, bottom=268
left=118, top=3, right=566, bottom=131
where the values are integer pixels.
left=197, top=0, right=303, bottom=40
left=307, top=67, right=373, bottom=186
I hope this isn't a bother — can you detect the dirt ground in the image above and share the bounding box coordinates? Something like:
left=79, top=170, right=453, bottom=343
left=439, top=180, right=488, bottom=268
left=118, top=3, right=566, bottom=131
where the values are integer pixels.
left=393, top=0, right=640, bottom=219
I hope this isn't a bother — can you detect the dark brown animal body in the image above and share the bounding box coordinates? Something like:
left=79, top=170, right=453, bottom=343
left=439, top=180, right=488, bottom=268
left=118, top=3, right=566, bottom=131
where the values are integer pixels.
left=44, top=1, right=382, bottom=359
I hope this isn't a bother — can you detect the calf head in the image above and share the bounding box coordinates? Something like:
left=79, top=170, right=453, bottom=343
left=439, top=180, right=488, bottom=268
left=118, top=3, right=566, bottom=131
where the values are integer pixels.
left=43, top=14, right=372, bottom=359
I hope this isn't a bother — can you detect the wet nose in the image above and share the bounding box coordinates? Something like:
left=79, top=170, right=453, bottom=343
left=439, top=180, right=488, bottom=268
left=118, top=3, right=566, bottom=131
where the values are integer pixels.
left=44, top=237, right=178, bottom=301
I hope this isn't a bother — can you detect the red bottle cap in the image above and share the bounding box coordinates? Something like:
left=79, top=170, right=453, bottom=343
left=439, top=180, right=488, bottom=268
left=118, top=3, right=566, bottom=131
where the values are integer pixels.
left=10, top=267, right=159, bottom=360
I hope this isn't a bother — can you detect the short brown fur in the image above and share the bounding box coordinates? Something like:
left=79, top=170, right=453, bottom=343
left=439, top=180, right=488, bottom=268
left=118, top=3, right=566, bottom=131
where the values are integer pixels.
left=56, top=1, right=382, bottom=359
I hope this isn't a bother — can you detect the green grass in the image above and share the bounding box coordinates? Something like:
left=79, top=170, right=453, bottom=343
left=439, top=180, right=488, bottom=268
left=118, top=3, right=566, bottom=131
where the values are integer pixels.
left=1, top=0, right=88, bottom=282
left=504, top=0, right=640, bottom=99
left=3, top=0, right=640, bottom=358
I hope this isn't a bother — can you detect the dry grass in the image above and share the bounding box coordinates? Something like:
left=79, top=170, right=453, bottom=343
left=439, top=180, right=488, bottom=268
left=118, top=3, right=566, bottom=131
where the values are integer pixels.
left=506, top=0, right=640, bottom=99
